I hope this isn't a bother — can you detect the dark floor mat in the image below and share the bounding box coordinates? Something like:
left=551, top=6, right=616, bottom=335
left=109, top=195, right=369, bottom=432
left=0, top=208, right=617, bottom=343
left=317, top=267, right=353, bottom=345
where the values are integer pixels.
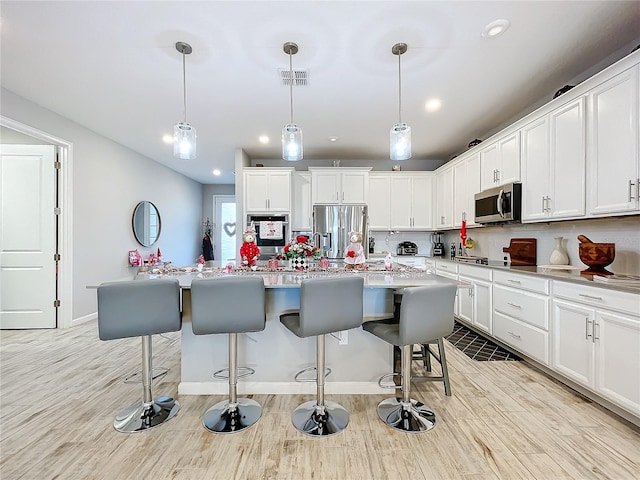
left=445, top=321, right=521, bottom=361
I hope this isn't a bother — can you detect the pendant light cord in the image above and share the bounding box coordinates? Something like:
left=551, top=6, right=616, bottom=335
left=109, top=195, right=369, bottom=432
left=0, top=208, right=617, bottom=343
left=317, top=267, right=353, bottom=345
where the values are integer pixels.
left=397, top=51, right=402, bottom=124
left=289, top=51, right=294, bottom=124
left=182, top=51, right=188, bottom=123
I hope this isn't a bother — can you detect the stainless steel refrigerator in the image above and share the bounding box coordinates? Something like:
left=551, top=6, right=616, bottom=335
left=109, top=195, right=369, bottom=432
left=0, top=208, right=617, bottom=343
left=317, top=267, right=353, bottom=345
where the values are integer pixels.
left=312, top=204, right=368, bottom=259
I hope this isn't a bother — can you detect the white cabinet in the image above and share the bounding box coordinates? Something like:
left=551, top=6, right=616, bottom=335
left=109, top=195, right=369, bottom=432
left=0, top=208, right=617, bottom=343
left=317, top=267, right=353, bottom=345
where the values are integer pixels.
left=291, top=172, right=312, bottom=230
left=390, top=174, right=433, bottom=230
left=310, top=168, right=370, bottom=204
left=552, top=281, right=640, bottom=416
left=521, top=98, right=586, bottom=222
left=453, top=153, right=481, bottom=227
left=368, top=174, right=391, bottom=230
left=435, top=166, right=454, bottom=229
left=368, top=173, right=433, bottom=230
left=435, top=260, right=459, bottom=316
left=587, top=66, right=640, bottom=216
left=457, top=263, right=493, bottom=334
left=492, top=271, right=550, bottom=365
left=244, top=168, right=292, bottom=213
left=480, top=131, right=521, bottom=191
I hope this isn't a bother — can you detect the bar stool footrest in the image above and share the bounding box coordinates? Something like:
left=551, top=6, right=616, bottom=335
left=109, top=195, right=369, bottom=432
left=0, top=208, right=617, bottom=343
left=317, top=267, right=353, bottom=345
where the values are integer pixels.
left=294, top=366, right=332, bottom=383
left=377, top=372, right=401, bottom=389
left=213, top=366, right=255, bottom=380
left=124, top=367, right=170, bottom=384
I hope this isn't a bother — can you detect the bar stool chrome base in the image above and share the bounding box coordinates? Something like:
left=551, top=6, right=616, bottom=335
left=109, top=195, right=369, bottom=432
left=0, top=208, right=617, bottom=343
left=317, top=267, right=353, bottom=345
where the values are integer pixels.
left=113, top=396, right=180, bottom=433
left=291, top=400, right=349, bottom=437
left=203, top=398, right=262, bottom=434
left=376, top=397, right=436, bottom=433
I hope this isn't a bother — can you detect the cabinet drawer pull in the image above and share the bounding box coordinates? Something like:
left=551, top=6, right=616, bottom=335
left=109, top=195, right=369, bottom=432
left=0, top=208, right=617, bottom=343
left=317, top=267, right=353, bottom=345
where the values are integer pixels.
left=507, top=331, right=521, bottom=340
left=579, top=293, right=603, bottom=301
left=507, top=279, right=521, bottom=285
left=507, top=302, right=522, bottom=309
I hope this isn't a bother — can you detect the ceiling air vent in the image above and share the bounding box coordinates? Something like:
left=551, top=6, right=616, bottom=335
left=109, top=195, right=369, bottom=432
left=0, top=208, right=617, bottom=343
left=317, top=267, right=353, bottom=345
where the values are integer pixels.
left=278, top=68, right=308, bottom=86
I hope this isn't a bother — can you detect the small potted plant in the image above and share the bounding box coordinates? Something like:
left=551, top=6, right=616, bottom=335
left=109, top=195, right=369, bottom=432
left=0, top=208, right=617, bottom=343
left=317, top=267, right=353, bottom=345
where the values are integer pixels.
left=282, top=235, right=321, bottom=270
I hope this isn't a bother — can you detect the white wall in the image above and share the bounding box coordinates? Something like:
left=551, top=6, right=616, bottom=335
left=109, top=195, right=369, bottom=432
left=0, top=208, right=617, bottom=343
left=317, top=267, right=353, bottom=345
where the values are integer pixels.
left=1, top=88, right=203, bottom=321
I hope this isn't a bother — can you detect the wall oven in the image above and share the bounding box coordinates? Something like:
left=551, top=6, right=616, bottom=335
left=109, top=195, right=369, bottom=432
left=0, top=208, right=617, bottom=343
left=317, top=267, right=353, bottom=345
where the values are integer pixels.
left=474, top=183, right=522, bottom=224
left=247, top=214, right=288, bottom=259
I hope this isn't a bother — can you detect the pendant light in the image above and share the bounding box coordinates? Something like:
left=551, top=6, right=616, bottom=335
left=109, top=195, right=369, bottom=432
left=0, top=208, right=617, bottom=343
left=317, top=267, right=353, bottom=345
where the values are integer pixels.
left=282, top=42, right=303, bottom=161
left=390, top=42, right=411, bottom=161
left=174, top=41, right=196, bottom=160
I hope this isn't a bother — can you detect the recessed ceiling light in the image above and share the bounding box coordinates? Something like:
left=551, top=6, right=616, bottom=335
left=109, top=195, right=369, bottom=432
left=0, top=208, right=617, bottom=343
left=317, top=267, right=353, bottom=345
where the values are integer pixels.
left=482, top=19, right=510, bottom=38
left=162, top=134, right=173, bottom=144
left=328, top=136, right=339, bottom=142
left=212, top=169, right=221, bottom=176
left=259, top=135, right=269, bottom=144
left=425, top=98, right=442, bottom=112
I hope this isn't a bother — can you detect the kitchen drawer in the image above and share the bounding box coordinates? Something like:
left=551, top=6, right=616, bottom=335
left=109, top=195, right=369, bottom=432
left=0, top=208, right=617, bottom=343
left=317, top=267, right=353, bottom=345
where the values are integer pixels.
left=458, top=263, right=493, bottom=281
left=494, top=270, right=549, bottom=294
left=435, top=260, right=458, bottom=274
left=553, top=281, right=640, bottom=316
left=494, top=311, right=549, bottom=365
left=494, top=285, right=549, bottom=330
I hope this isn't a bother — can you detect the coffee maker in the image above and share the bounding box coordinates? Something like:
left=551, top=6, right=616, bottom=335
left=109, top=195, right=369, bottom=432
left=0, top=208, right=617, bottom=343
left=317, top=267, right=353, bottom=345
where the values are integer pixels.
left=431, top=232, right=445, bottom=257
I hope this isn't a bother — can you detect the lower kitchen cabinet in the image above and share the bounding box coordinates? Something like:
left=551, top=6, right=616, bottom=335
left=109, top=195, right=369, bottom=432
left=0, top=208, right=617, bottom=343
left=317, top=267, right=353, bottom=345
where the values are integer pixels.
left=552, top=282, right=640, bottom=416
left=458, top=263, right=492, bottom=334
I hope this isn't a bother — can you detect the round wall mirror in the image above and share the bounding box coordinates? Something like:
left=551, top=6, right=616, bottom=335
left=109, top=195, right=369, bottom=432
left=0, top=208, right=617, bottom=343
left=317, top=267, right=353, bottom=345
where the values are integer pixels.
left=132, top=201, right=161, bottom=247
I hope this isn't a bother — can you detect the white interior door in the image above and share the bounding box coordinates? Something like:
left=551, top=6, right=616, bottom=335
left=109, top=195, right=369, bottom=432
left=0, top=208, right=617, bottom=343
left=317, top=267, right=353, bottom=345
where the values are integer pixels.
left=1, top=145, right=56, bottom=329
left=214, top=195, right=236, bottom=264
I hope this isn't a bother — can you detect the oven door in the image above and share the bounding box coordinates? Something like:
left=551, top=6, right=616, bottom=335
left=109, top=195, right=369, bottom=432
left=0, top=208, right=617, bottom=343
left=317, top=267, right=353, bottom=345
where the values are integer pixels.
left=248, top=214, right=288, bottom=247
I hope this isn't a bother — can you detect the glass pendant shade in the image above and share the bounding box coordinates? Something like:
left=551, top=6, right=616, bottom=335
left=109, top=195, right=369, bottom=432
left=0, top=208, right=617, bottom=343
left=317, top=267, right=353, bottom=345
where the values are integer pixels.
left=282, top=123, right=303, bottom=161
left=390, top=123, right=411, bottom=161
left=174, top=122, right=196, bottom=160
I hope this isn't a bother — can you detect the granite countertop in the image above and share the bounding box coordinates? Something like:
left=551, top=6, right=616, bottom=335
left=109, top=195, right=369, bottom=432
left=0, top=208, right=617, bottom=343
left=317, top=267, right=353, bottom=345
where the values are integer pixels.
left=433, top=257, right=640, bottom=294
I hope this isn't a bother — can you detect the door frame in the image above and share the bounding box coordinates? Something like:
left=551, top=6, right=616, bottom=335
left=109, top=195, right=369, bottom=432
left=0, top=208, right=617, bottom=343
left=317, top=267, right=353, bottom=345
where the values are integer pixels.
left=1, top=115, right=74, bottom=328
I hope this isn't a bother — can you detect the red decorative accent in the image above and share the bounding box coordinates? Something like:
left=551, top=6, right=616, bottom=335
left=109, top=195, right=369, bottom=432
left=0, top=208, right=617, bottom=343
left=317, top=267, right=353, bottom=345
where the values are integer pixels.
left=296, top=235, right=309, bottom=243
left=346, top=250, right=356, bottom=258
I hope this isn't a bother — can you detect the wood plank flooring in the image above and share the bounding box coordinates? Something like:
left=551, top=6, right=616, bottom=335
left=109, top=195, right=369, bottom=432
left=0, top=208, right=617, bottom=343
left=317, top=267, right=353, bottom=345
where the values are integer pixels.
left=1, top=321, right=639, bottom=480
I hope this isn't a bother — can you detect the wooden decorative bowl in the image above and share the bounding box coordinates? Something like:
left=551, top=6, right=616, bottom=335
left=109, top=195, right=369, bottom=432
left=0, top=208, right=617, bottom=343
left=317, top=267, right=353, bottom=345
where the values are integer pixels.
left=578, top=243, right=615, bottom=276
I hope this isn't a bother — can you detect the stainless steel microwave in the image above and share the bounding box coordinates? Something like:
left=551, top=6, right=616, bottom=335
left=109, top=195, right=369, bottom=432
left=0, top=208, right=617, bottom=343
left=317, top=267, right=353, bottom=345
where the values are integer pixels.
left=474, top=183, right=522, bottom=224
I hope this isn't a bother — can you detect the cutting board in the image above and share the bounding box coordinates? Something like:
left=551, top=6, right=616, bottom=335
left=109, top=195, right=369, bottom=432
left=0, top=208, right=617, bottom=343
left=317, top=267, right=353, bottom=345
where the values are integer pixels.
left=503, top=238, right=537, bottom=266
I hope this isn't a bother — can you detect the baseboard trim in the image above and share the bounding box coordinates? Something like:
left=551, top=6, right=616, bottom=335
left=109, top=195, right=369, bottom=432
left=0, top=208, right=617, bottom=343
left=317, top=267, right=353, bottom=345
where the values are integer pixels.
left=178, top=381, right=388, bottom=396
left=72, top=312, right=97, bottom=327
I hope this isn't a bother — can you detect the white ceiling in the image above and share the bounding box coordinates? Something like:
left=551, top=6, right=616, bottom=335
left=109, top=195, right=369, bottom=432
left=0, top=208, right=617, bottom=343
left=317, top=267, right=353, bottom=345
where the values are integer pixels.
left=1, top=1, right=639, bottom=184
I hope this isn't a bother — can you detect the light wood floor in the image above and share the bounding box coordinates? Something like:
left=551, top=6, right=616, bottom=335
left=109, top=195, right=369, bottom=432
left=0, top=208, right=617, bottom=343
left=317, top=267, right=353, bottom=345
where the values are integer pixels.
left=1, top=321, right=639, bottom=480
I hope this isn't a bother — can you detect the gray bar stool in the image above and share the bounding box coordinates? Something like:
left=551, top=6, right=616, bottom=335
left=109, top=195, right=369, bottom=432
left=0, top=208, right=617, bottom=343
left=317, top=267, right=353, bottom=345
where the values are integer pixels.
left=363, top=283, right=456, bottom=433
left=280, top=276, right=364, bottom=437
left=190, top=276, right=266, bottom=434
left=97, top=279, right=182, bottom=433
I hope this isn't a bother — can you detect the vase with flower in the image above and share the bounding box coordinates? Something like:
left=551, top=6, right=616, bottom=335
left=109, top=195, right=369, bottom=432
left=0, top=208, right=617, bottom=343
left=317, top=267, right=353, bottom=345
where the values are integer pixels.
left=282, top=235, right=321, bottom=270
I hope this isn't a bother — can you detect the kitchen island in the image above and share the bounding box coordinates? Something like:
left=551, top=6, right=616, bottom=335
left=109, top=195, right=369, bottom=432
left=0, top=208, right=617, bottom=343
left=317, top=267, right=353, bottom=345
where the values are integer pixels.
left=129, top=266, right=465, bottom=395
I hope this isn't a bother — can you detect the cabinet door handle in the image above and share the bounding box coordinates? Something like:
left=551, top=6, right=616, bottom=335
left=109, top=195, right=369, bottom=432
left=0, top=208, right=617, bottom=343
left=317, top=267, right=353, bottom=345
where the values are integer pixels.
left=507, top=279, right=521, bottom=285
left=579, top=293, right=603, bottom=301
left=507, top=331, right=521, bottom=340
left=593, top=322, right=600, bottom=342
left=585, top=317, right=592, bottom=339
left=629, top=179, right=636, bottom=201
left=507, top=302, right=522, bottom=309
left=342, top=191, right=345, bottom=202
left=541, top=196, right=546, bottom=212
left=496, top=170, right=501, bottom=183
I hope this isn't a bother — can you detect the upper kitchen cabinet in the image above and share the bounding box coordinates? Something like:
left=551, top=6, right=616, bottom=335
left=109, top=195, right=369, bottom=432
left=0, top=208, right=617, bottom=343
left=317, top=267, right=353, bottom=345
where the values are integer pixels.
left=521, top=97, right=586, bottom=222
left=390, top=173, right=434, bottom=230
left=291, top=172, right=312, bottom=231
left=367, top=172, right=433, bottom=230
left=310, top=167, right=370, bottom=204
left=587, top=65, right=640, bottom=216
left=368, top=174, right=391, bottom=230
left=453, top=152, right=481, bottom=227
left=244, top=168, right=293, bottom=213
left=435, top=166, right=454, bottom=229
left=479, top=131, right=521, bottom=191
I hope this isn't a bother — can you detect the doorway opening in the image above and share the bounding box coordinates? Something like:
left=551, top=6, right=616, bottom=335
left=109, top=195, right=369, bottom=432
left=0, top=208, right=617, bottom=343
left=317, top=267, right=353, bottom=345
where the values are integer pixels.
left=214, top=195, right=236, bottom=264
